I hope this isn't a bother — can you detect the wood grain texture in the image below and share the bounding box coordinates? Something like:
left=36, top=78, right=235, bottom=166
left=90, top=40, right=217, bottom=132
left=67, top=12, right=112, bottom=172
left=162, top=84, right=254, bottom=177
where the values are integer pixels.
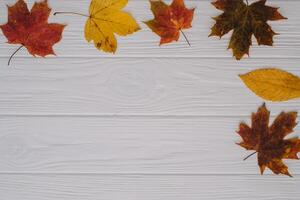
left=0, top=116, right=299, bottom=174
left=0, top=174, right=299, bottom=200
left=0, top=0, right=299, bottom=58
left=0, top=58, right=298, bottom=116
left=0, top=0, right=299, bottom=198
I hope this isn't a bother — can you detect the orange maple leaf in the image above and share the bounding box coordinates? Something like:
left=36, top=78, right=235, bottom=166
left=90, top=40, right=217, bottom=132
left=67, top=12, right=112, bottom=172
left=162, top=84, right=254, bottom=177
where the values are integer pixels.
left=237, top=103, right=300, bottom=177
left=144, top=0, right=195, bottom=46
left=210, top=0, right=286, bottom=60
left=0, top=0, right=65, bottom=65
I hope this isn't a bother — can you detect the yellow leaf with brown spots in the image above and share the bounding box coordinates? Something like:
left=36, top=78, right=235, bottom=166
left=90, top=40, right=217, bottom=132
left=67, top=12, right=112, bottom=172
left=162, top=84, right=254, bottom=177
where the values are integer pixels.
left=85, top=0, right=140, bottom=53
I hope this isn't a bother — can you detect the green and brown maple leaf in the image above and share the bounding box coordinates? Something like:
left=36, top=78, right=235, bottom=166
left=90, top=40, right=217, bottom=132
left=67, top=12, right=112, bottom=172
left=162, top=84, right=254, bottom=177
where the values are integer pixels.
left=210, top=0, right=286, bottom=60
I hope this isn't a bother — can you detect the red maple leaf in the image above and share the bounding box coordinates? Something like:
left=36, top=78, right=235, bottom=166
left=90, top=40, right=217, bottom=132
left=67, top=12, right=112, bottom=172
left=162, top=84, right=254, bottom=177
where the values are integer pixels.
left=144, top=0, right=195, bottom=46
left=0, top=0, right=65, bottom=65
left=237, top=103, right=300, bottom=176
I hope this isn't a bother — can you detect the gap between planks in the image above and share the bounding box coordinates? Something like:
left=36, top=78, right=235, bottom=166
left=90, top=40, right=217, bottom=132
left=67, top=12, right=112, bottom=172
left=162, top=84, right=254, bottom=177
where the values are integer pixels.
left=0, top=172, right=298, bottom=176
left=0, top=56, right=300, bottom=59
left=0, top=113, right=283, bottom=118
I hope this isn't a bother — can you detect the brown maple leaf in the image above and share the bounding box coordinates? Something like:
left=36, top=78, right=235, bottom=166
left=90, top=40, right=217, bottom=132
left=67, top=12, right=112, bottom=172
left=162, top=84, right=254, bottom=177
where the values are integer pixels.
left=210, top=0, right=286, bottom=60
left=0, top=0, right=65, bottom=65
left=144, top=0, right=195, bottom=46
left=237, top=103, right=300, bottom=176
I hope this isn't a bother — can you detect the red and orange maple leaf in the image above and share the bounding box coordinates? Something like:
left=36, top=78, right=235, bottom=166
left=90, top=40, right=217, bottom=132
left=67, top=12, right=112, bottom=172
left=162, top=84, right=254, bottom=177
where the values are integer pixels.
left=144, top=0, right=195, bottom=45
left=237, top=103, right=300, bottom=176
left=0, top=0, right=65, bottom=65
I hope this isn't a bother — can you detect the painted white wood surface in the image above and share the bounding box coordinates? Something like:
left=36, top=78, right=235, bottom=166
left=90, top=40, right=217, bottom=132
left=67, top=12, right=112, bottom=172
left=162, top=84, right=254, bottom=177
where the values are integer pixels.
left=0, top=116, right=299, bottom=174
left=0, top=0, right=299, bottom=199
left=0, top=58, right=299, bottom=116
left=0, top=174, right=299, bottom=200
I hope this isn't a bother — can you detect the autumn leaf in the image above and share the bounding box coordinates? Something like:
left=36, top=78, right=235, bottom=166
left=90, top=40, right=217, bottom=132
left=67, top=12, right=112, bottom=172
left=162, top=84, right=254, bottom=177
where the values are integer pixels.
left=209, top=0, right=286, bottom=60
left=54, top=0, right=140, bottom=53
left=237, top=103, right=300, bottom=176
left=240, top=68, right=300, bottom=102
left=144, top=0, right=195, bottom=46
left=0, top=0, right=65, bottom=65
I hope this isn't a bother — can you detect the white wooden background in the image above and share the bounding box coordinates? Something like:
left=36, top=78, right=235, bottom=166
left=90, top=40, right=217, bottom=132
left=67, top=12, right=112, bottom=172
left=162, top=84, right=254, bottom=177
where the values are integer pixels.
left=0, top=0, right=299, bottom=199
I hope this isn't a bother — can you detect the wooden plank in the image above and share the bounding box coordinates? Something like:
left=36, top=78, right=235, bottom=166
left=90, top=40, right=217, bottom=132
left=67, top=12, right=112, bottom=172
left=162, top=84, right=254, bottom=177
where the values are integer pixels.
left=0, top=0, right=299, bottom=58
left=0, top=57, right=298, bottom=116
left=0, top=174, right=299, bottom=200
left=0, top=116, right=299, bottom=174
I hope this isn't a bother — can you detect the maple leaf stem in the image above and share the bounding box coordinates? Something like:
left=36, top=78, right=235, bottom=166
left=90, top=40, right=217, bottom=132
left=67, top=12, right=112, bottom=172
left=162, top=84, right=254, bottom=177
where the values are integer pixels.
left=53, top=12, right=89, bottom=18
left=180, top=30, right=191, bottom=47
left=8, top=45, right=23, bottom=66
left=243, top=151, right=257, bottom=161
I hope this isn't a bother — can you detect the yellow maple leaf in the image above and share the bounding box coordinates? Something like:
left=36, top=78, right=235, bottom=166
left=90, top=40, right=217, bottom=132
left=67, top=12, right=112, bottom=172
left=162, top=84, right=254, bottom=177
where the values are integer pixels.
left=55, top=0, right=140, bottom=53
left=240, top=68, right=300, bottom=102
left=85, top=0, right=140, bottom=53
